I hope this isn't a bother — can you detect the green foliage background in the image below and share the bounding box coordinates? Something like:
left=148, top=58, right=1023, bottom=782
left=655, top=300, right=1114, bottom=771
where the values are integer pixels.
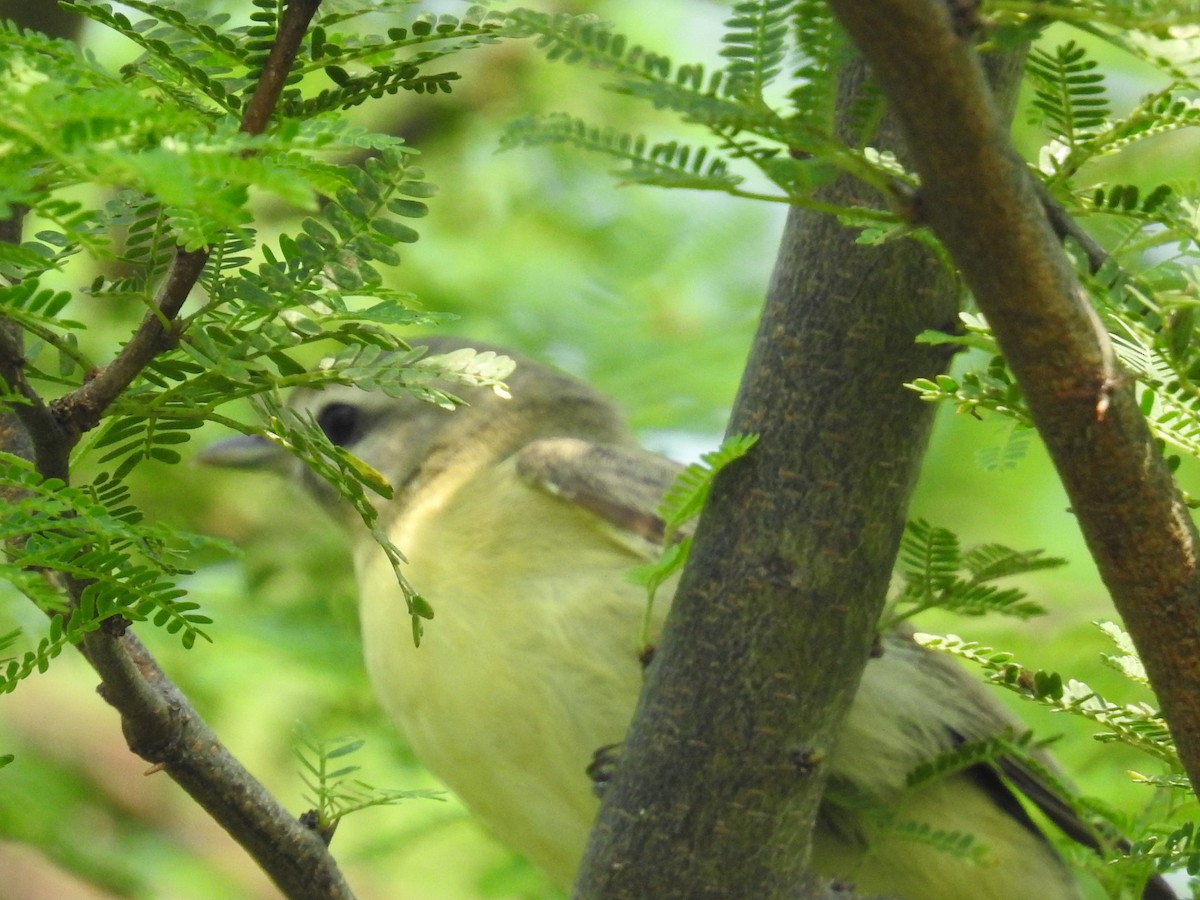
left=1, top=1, right=1197, bottom=898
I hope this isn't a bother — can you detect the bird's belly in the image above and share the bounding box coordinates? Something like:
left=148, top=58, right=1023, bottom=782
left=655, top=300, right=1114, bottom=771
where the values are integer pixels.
left=355, top=539, right=648, bottom=887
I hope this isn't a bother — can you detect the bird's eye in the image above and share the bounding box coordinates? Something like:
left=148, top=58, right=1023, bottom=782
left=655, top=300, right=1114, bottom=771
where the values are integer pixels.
left=316, top=402, right=361, bottom=447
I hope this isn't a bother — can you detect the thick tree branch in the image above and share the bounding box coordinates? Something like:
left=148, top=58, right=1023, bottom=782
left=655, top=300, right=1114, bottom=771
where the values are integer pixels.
left=827, top=0, right=1200, bottom=791
left=577, top=53, right=1025, bottom=897
left=0, top=326, right=70, bottom=482
left=0, top=206, right=71, bottom=482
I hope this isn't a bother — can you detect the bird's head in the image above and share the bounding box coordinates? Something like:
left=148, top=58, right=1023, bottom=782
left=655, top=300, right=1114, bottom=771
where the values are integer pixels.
left=198, top=336, right=630, bottom=524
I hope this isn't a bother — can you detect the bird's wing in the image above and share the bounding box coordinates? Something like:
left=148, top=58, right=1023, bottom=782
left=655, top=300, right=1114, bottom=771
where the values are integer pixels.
left=514, top=437, right=686, bottom=560
left=974, top=732, right=1176, bottom=898
left=909, top=633, right=1179, bottom=895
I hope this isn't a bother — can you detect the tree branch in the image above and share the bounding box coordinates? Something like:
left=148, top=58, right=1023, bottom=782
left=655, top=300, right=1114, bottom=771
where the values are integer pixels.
left=2, top=2, right=356, bottom=895
left=826, top=0, right=1200, bottom=792
left=0, top=205, right=71, bottom=482
left=576, top=50, right=1026, bottom=897
left=1035, top=180, right=1110, bottom=275
left=0, top=324, right=69, bottom=482
left=81, top=626, right=354, bottom=900
left=52, top=0, right=321, bottom=440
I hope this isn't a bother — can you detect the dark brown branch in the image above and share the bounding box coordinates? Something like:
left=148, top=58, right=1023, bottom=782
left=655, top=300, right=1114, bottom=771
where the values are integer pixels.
left=52, top=0, right=322, bottom=441
left=0, top=202, right=25, bottom=248
left=52, top=247, right=209, bottom=441
left=826, top=0, right=1200, bottom=793
left=5, top=2, right=354, bottom=895
left=1036, top=181, right=1110, bottom=275
left=81, top=627, right=354, bottom=900
left=239, top=0, right=319, bottom=135
left=0, top=325, right=70, bottom=481
left=0, top=204, right=70, bottom=481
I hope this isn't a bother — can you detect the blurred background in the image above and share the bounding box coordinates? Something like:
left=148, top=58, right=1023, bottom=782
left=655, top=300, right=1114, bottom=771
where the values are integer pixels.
left=0, top=1, right=1194, bottom=897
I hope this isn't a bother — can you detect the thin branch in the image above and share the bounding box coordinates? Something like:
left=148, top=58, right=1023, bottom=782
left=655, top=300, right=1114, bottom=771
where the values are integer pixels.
left=827, top=0, right=1200, bottom=795
left=4, top=1, right=354, bottom=895
left=52, top=247, right=208, bottom=440
left=81, top=625, right=354, bottom=900
left=1035, top=180, right=1110, bottom=275
left=240, top=0, right=319, bottom=135
left=52, top=0, right=322, bottom=441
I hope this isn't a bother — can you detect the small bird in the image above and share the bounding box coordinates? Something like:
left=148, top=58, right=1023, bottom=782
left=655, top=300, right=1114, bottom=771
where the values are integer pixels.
left=201, top=336, right=1153, bottom=899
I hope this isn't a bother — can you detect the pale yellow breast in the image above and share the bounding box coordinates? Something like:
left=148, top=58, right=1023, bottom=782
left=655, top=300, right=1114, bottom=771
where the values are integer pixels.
left=354, top=456, right=661, bottom=886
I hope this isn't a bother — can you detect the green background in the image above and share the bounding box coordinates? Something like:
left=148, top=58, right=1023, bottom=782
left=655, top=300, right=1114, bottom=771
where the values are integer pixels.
left=0, top=2, right=1194, bottom=898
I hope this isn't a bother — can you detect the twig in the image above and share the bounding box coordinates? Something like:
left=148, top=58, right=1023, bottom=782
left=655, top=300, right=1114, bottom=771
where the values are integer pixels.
left=52, top=0, right=322, bottom=441
left=1035, top=181, right=1110, bottom=275
left=240, top=0, right=319, bottom=135
left=82, top=627, right=355, bottom=900
left=52, top=247, right=208, bottom=440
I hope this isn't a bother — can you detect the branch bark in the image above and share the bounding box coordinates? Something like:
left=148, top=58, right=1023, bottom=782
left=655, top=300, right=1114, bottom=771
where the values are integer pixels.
left=83, top=627, right=354, bottom=900
left=826, top=0, right=1200, bottom=793
left=0, top=206, right=70, bottom=482
left=3, top=2, right=356, bottom=896
left=575, top=50, right=1026, bottom=899
left=52, top=0, right=321, bottom=441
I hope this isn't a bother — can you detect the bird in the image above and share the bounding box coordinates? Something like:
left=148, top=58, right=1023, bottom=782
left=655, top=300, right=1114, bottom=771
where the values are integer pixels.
left=200, top=335, right=1161, bottom=899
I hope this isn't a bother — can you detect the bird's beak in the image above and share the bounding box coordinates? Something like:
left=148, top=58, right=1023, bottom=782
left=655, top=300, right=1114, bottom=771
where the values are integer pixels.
left=194, top=433, right=290, bottom=473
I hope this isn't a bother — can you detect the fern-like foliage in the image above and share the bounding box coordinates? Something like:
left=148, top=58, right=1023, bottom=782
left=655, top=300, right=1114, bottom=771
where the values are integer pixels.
left=908, top=316, right=1034, bottom=427
left=659, top=432, right=760, bottom=537
left=1027, top=41, right=1111, bottom=155
left=908, top=729, right=1041, bottom=789
left=900, top=727, right=1126, bottom=867
left=975, top=424, right=1034, bottom=473
left=501, top=114, right=744, bottom=192
left=915, top=633, right=1176, bottom=766
left=787, top=0, right=865, bottom=139
left=884, top=520, right=1063, bottom=627
left=502, top=6, right=901, bottom=210
left=1127, top=820, right=1200, bottom=884
left=294, top=728, right=442, bottom=841
left=1086, top=89, right=1200, bottom=168
left=495, top=4, right=1200, bottom=572
left=1099, top=274, right=1200, bottom=477
left=720, top=0, right=791, bottom=103
left=868, top=814, right=991, bottom=864
left=914, top=625, right=1196, bottom=886
left=1096, top=620, right=1148, bottom=685
left=0, top=455, right=224, bottom=695
left=0, top=0, right=525, bottom=694
left=2, top=0, right=510, bottom=260
left=628, top=433, right=759, bottom=648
